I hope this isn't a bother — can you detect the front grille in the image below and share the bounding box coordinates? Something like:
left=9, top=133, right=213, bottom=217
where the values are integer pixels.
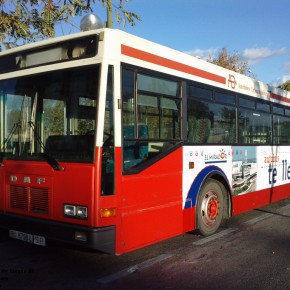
left=10, top=186, right=28, bottom=210
left=10, top=185, right=49, bottom=215
left=30, top=187, right=49, bottom=214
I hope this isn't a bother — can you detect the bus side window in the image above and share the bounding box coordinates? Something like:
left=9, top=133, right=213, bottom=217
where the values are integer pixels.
left=273, top=114, right=290, bottom=144
left=187, top=93, right=236, bottom=144
left=122, top=69, right=181, bottom=171
left=123, top=124, right=148, bottom=170
left=187, top=98, right=211, bottom=143
left=188, top=116, right=210, bottom=143
left=239, top=108, right=271, bottom=144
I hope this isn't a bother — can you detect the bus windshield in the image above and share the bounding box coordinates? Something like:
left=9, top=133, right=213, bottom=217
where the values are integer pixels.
left=0, top=66, right=98, bottom=164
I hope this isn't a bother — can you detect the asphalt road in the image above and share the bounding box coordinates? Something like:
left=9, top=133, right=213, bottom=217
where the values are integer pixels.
left=1, top=198, right=290, bottom=290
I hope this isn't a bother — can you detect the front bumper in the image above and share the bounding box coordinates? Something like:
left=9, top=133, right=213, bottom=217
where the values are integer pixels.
left=0, top=212, right=115, bottom=254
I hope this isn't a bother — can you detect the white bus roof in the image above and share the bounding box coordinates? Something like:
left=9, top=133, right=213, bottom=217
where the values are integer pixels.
left=1, top=28, right=290, bottom=106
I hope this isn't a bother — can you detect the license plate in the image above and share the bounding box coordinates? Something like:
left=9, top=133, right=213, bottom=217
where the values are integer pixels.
left=9, top=230, right=46, bottom=246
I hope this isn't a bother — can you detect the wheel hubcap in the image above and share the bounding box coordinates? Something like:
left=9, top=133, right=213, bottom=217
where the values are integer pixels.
left=201, top=191, right=220, bottom=226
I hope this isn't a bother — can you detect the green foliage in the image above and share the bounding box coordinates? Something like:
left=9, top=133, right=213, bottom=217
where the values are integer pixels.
left=207, top=47, right=252, bottom=76
left=44, top=101, right=64, bottom=136
left=0, top=0, right=140, bottom=50
left=101, top=0, right=140, bottom=27
left=279, top=80, right=290, bottom=91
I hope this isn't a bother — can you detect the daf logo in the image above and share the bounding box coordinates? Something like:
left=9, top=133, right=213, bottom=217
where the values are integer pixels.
left=10, top=176, right=46, bottom=184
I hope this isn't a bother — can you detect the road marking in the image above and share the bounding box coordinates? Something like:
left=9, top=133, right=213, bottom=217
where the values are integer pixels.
left=97, top=203, right=290, bottom=284
left=192, top=228, right=238, bottom=246
left=193, top=205, right=290, bottom=246
left=243, top=213, right=273, bottom=225
left=96, top=253, right=173, bottom=284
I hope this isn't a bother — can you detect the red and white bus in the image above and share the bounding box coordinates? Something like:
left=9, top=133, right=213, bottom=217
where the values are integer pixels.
left=1, top=23, right=290, bottom=254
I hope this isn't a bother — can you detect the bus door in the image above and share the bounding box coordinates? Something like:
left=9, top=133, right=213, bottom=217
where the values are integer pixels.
left=101, top=65, right=115, bottom=196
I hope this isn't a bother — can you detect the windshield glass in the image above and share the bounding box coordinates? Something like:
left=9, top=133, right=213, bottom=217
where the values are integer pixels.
left=0, top=66, right=98, bottom=163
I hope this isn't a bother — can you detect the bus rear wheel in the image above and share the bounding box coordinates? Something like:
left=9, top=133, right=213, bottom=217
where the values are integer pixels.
left=196, top=179, right=225, bottom=236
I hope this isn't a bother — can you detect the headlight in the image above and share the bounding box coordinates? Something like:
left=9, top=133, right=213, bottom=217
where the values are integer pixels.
left=64, top=205, right=76, bottom=216
left=76, top=206, right=88, bottom=219
left=64, top=204, right=88, bottom=219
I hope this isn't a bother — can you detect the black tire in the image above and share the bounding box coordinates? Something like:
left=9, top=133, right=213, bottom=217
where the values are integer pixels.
left=196, top=178, right=225, bottom=236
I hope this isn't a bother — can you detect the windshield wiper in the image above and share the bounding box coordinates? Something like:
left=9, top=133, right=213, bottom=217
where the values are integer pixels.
left=28, top=121, right=63, bottom=171
left=28, top=93, right=63, bottom=171
left=43, top=152, right=64, bottom=171
left=19, top=94, right=29, bottom=155
left=0, top=93, right=63, bottom=171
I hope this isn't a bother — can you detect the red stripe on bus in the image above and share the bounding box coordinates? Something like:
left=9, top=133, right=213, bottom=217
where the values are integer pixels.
left=270, top=93, right=290, bottom=104
left=121, top=45, right=226, bottom=85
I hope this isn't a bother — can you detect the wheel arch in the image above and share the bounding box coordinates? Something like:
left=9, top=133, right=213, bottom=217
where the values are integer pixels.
left=185, top=165, right=232, bottom=222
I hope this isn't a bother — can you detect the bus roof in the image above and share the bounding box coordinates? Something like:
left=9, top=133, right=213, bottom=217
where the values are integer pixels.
left=1, top=28, right=289, bottom=106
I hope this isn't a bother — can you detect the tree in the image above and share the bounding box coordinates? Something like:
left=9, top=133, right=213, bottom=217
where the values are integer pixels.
left=207, top=47, right=252, bottom=77
left=279, top=80, right=290, bottom=91
left=0, top=0, right=140, bottom=50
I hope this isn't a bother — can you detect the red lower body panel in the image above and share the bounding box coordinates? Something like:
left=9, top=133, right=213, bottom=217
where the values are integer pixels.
left=232, top=183, right=290, bottom=215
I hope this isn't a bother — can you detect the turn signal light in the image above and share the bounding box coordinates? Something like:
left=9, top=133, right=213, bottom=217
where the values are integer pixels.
left=100, top=208, right=117, bottom=218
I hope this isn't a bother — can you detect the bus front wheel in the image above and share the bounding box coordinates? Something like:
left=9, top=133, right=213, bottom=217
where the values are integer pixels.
left=196, top=179, right=225, bottom=236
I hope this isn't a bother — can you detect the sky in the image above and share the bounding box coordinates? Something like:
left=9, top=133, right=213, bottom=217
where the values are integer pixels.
left=57, top=0, right=290, bottom=86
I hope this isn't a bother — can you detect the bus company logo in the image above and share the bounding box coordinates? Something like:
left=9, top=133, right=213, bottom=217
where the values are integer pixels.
left=204, top=149, right=227, bottom=164
left=228, top=74, right=237, bottom=89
